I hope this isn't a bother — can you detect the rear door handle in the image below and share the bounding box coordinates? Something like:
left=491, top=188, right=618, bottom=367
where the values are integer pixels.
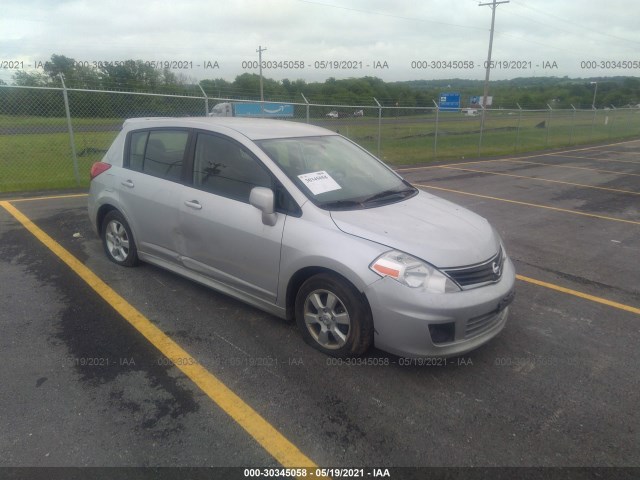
left=121, top=180, right=134, bottom=188
left=184, top=200, right=202, bottom=210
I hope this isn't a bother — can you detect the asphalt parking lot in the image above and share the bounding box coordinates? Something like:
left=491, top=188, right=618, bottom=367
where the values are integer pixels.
left=1, top=140, right=639, bottom=476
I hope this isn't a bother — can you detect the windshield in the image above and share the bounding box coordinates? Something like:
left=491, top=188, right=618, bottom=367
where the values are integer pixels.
left=257, top=135, right=416, bottom=210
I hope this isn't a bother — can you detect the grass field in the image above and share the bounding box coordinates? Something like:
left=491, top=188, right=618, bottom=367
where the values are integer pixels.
left=0, top=115, right=124, bottom=128
left=1, top=109, right=640, bottom=193
left=0, top=130, right=116, bottom=192
left=350, top=109, right=640, bottom=164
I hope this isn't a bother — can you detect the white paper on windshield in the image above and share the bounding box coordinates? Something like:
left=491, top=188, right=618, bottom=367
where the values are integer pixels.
left=297, top=171, right=342, bottom=195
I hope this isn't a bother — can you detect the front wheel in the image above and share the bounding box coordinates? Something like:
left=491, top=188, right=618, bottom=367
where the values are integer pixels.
left=101, top=210, right=139, bottom=267
left=295, top=273, right=373, bottom=357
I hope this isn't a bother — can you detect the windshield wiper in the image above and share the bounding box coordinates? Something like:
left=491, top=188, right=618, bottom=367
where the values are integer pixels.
left=319, top=199, right=364, bottom=210
left=362, top=187, right=416, bottom=205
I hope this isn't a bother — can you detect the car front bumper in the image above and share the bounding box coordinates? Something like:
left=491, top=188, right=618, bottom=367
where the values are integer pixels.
left=365, top=256, right=516, bottom=358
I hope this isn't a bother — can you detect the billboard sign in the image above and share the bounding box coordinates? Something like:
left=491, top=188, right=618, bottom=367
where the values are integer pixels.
left=234, top=102, right=294, bottom=117
left=439, top=92, right=461, bottom=111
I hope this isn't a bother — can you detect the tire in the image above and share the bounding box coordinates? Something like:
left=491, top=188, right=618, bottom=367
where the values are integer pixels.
left=101, top=210, right=139, bottom=267
left=295, top=273, right=373, bottom=357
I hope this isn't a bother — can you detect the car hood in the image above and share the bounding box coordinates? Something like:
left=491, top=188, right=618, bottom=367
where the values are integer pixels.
left=330, top=190, right=500, bottom=268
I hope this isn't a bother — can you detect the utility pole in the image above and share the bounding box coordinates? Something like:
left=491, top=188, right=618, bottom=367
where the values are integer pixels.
left=257, top=45, right=267, bottom=115
left=479, top=0, right=509, bottom=110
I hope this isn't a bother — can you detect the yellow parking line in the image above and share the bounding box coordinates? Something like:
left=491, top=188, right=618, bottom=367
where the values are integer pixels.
left=504, top=159, right=640, bottom=177
left=596, top=150, right=640, bottom=156
left=396, top=158, right=513, bottom=172
left=545, top=154, right=640, bottom=165
left=434, top=166, right=640, bottom=196
left=543, top=138, right=640, bottom=153
left=516, top=275, right=640, bottom=316
left=415, top=184, right=640, bottom=225
left=6, top=193, right=89, bottom=203
left=396, top=154, right=541, bottom=172
left=0, top=200, right=317, bottom=471
left=396, top=139, right=640, bottom=173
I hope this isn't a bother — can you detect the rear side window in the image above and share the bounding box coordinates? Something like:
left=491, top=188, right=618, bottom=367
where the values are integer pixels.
left=127, top=129, right=189, bottom=182
left=193, top=133, right=272, bottom=203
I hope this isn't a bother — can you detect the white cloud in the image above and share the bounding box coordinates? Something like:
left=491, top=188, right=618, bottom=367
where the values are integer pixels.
left=1, top=0, right=639, bottom=84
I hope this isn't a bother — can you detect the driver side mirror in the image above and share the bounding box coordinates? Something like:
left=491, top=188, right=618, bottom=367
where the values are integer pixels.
left=249, top=187, right=277, bottom=226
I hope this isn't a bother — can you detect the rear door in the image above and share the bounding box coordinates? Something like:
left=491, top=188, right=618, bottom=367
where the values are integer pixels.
left=117, top=128, right=190, bottom=264
left=178, top=131, right=286, bottom=303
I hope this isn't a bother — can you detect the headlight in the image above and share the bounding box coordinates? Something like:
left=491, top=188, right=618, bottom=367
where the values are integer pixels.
left=370, top=251, right=460, bottom=293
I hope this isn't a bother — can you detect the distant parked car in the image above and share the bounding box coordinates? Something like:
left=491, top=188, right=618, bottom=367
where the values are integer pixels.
left=88, top=117, right=515, bottom=358
left=353, top=110, right=364, bottom=117
left=326, top=111, right=339, bottom=118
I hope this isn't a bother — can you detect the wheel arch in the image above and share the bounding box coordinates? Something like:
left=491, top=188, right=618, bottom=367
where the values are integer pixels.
left=96, top=203, right=118, bottom=235
left=285, top=266, right=373, bottom=325
left=96, top=203, right=138, bottom=243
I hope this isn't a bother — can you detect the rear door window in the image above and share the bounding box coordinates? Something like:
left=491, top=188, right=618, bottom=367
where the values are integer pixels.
left=127, top=129, right=189, bottom=182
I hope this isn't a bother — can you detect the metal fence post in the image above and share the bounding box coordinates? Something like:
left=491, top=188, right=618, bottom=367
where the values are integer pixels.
left=570, top=104, right=576, bottom=145
left=301, top=93, right=310, bottom=124
left=608, top=105, right=616, bottom=139
left=374, top=97, right=382, bottom=158
left=477, top=105, right=486, bottom=157
left=198, top=83, right=209, bottom=116
left=59, top=74, right=80, bottom=186
left=432, top=100, right=439, bottom=159
left=515, top=103, right=522, bottom=152
left=546, top=104, right=552, bottom=147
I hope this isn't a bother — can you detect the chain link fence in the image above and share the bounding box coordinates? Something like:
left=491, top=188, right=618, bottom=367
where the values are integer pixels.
left=2, top=83, right=640, bottom=192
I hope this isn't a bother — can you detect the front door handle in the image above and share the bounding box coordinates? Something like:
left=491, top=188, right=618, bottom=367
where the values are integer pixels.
left=121, top=180, right=134, bottom=188
left=184, top=200, right=202, bottom=210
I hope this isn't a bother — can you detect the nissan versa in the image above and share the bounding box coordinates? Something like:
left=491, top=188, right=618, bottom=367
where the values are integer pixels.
left=88, top=117, right=515, bottom=358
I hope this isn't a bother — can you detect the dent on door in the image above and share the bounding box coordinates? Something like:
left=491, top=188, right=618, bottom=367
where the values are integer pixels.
left=178, top=187, right=285, bottom=303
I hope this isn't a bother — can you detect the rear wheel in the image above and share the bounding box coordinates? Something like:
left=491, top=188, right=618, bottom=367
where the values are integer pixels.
left=101, top=210, right=139, bottom=267
left=295, top=273, right=373, bottom=357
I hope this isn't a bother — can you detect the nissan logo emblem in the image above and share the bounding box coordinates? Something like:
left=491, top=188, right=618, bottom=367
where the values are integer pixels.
left=492, top=261, right=501, bottom=276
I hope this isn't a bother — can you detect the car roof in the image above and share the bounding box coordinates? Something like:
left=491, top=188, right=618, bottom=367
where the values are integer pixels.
left=121, top=117, right=335, bottom=140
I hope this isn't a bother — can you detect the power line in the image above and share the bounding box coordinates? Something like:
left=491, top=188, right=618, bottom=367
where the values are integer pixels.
left=471, top=0, right=636, bottom=54
left=495, top=31, right=584, bottom=54
left=511, top=0, right=640, bottom=46
left=296, top=0, right=487, bottom=31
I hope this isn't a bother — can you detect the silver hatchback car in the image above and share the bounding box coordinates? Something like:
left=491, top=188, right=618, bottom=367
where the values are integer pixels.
left=88, top=117, right=515, bottom=358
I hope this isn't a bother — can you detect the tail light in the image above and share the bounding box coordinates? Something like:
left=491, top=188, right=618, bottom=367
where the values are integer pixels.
left=90, top=162, right=111, bottom=180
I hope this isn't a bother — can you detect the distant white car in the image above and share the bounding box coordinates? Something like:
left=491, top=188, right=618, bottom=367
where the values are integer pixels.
left=353, top=110, right=364, bottom=117
left=326, top=111, right=339, bottom=118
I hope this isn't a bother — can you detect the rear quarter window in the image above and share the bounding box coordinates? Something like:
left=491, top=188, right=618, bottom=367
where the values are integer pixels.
left=129, top=132, right=146, bottom=171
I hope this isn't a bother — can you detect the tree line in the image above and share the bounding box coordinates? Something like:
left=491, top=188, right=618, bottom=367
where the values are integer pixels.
left=2, top=54, right=640, bottom=118
left=201, top=75, right=640, bottom=110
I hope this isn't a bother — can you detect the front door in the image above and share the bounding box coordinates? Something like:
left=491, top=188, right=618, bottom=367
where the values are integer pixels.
left=178, top=132, right=285, bottom=303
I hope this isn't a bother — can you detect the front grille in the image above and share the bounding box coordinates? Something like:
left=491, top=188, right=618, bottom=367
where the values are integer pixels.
left=442, top=248, right=503, bottom=289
